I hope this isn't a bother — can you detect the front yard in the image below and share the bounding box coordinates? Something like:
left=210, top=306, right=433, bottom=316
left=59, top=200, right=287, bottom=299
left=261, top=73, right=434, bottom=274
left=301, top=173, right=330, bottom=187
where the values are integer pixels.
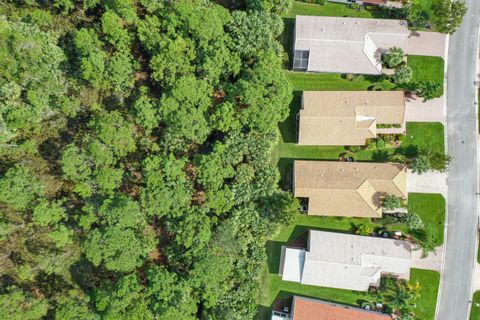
left=408, top=55, right=445, bottom=96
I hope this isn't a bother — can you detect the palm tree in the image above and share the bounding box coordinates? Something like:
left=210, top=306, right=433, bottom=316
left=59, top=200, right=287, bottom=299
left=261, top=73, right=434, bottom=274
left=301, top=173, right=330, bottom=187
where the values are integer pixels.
left=410, top=154, right=430, bottom=174
left=392, top=65, right=413, bottom=84
left=382, top=47, right=406, bottom=68
left=406, top=281, right=422, bottom=301
left=382, top=195, right=405, bottom=211
left=391, top=284, right=412, bottom=310
left=416, top=81, right=442, bottom=102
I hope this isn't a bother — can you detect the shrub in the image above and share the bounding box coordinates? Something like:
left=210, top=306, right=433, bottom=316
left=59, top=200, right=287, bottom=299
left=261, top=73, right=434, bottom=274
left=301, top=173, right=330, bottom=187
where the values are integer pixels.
left=404, top=212, right=424, bottom=230
left=355, top=223, right=373, bottom=236
left=343, top=73, right=358, bottom=81
left=375, top=137, right=385, bottom=149
left=348, top=145, right=361, bottom=153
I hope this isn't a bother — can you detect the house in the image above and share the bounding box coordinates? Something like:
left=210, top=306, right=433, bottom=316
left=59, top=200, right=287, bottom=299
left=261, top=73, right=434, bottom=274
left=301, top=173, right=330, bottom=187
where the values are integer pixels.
left=279, top=230, right=412, bottom=291
left=298, top=91, right=406, bottom=146
left=271, top=296, right=392, bottom=320
left=293, top=16, right=409, bottom=74
left=293, top=160, right=407, bottom=218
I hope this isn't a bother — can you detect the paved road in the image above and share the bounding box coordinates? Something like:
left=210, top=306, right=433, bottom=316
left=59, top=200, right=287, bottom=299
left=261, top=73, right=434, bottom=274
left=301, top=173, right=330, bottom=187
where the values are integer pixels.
left=437, top=1, right=480, bottom=319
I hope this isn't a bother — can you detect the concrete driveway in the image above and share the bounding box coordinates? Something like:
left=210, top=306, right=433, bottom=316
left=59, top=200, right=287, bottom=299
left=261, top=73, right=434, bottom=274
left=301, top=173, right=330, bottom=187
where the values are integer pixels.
left=405, top=94, right=445, bottom=123
left=411, top=245, right=443, bottom=272
left=407, top=170, right=447, bottom=197
left=406, top=31, right=448, bottom=58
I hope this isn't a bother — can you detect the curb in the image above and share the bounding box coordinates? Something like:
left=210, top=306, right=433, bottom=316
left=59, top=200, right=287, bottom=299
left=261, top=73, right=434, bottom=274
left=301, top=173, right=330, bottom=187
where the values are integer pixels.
left=467, top=27, right=480, bottom=318
left=434, top=32, right=450, bottom=320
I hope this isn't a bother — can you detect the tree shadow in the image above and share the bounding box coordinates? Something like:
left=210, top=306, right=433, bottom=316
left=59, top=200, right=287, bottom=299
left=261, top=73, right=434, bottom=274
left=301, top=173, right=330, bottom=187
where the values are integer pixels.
left=279, top=91, right=302, bottom=143
left=280, top=18, right=295, bottom=69
left=372, top=149, right=390, bottom=162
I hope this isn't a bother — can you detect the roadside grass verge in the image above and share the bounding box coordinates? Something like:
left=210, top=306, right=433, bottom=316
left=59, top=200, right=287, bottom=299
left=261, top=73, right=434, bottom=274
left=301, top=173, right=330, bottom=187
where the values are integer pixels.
left=408, top=55, right=445, bottom=96
left=471, top=291, right=480, bottom=320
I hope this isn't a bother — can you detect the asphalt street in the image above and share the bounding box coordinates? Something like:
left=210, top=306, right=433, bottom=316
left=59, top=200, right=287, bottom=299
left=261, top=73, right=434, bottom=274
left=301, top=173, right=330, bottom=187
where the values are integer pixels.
left=437, top=1, right=480, bottom=319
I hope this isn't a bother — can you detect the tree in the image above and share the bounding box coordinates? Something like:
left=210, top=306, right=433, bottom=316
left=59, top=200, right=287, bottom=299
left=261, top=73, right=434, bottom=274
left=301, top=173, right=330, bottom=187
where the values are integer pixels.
left=228, top=10, right=283, bottom=58
left=54, top=290, right=95, bottom=320
left=101, top=10, right=131, bottom=49
left=245, top=0, right=293, bottom=14
left=0, top=165, right=43, bottom=210
left=83, top=195, right=155, bottom=272
left=159, top=76, right=212, bottom=147
left=411, top=227, right=437, bottom=256
left=416, top=81, right=442, bottom=101
left=146, top=266, right=197, bottom=318
left=426, top=150, right=452, bottom=172
left=382, top=195, right=405, bottom=211
left=392, top=65, right=413, bottom=84
left=89, top=111, right=136, bottom=158
left=410, top=154, right=430, bottom=174
left=0, top=19, right=75, bottom=142
left=74, top=28, right=107, bottom=88
left=132, top=86, right=159, bottom=133
left=95, top=274, right=153, bottom=320
left=382, top=47, right=406, bottom=69
left=140, top=154, right=192, bottom=218
left=0, top=286, right=49, bottom=320
left=32, top=198, right=67, bottom=227
left=390, top=284, right=411, bottom=310
left=433, top=0, right=467, bottom=34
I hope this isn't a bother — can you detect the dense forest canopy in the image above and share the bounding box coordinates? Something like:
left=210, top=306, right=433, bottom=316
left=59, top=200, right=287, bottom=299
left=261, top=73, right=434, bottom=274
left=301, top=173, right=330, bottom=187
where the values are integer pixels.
left=0, top=0, right=298, bottom=319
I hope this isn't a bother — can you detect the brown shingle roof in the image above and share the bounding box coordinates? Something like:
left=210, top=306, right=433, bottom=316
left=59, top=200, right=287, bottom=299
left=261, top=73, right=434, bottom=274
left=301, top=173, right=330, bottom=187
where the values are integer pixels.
left=298, top=91, right=406, bottom=146
left=292, top=296, right=392, bottom=320
left=294, top=161, right=407, bottom=218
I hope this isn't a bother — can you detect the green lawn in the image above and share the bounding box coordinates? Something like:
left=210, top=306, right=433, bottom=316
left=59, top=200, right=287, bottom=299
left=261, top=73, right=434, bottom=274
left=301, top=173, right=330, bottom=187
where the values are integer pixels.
left=408, top=55, right=445, bottom=96
left=286, top=71, right=396, bottom=91
left=470, top=291, right=480, bottom=320
left=403, top=122, right=445, bottom=154
left=407, top=193, right=445, bottom=246
left=283, top=1, right=377, bottom=19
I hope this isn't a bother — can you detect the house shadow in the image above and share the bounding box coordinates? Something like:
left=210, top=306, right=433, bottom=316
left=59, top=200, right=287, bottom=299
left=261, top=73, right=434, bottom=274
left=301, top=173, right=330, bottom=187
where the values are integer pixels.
left=372, top=149, right=390, bottom=162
